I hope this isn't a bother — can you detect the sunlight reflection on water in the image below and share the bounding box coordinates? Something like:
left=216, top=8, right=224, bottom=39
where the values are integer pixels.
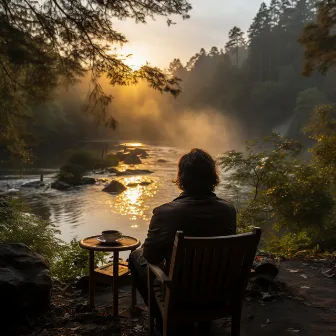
left=113, top=176, right=159, bottom=221
left=0, top=144, right=247, bottom=259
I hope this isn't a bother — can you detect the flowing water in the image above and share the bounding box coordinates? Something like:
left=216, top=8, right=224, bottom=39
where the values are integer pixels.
left=0, top=143, right=238, bottom=257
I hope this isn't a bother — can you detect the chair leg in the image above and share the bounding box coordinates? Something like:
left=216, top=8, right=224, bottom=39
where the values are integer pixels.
left=148, top=268, right=156, bottom=336
left=163, top=318, right=175, bottom=336
left=231, top=310, right=241, bottom=336
left=148, top=309, right=155, bottom=336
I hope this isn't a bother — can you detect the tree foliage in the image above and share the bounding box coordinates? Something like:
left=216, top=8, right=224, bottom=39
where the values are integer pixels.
left=0, top=197, right=107, bottom=281
left=299, top=0, right=336, bottom=76
left=225, top=26, right=246, bottom=67
left=221, top=129, right=336, bottom=255
left=0, top=0, right=192, bottom=161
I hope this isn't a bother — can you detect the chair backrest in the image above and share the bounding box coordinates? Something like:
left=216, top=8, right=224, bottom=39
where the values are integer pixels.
left=165, top=228, right=261, bottom=312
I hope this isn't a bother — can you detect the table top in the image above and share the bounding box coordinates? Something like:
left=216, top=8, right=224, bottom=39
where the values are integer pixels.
left=79, top=235, right=141, bottom=252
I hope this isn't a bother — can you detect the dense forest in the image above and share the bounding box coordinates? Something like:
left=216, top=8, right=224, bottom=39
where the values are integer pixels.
left=161, top=0, right=335, bottom=144
left=1, top=0, right=335, bottom=165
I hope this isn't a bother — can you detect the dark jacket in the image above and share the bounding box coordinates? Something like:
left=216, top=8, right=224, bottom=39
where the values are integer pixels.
left=143, top=192, right=236, bottom=265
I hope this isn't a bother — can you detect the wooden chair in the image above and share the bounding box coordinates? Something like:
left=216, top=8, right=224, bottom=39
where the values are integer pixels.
left=147, top=228, right=262, bottom=336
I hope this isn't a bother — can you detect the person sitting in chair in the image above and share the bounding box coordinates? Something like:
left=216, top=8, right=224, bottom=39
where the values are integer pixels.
left=129, top=148, right=237, bottom=310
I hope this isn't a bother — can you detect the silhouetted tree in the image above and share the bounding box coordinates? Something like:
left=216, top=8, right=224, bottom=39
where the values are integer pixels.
left=225, top=26, right=246, bottom=67
left=299, top=0, right=336, bottom=76
left=0, top=0, right=192, bottom=161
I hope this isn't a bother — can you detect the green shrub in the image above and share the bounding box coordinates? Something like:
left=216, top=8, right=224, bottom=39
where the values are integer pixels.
left=59, top=150, right=120, bottom=183
left=101, top=154, right=119, bottom=168
left=52, top=239, right=107, bottom=282
left=265, top=231, right=313, bottom=258
left=58, top=163, right=85, bottom=184
left=0, top=198, right=108, bottom=282
left=0, top=198, right=61, bottom=262
left=66, top=149, right=100, bottom=170
left=220, top=132, right=336, bottom=255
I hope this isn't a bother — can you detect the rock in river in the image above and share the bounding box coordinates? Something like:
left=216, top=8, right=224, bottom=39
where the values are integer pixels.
left=116, top=169, right=153, bottom=176
left=139, top=181, right=153, bottom=186
left=51, top=180, right=72, bottom=191
left=131, top=148, right=149, bottom=158
left=21, top=180, right=45, bottom=188
left=0, top=243, right=52, bottom=319
left=123, top=153, right=142, bottom=165
left=108, top=167, right=120, bottom=174
left=102, top=180, right=126, bottom=193
left=80, top=177, right=96, bottom=185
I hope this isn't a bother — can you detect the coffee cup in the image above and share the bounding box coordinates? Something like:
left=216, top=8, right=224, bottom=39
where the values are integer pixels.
left=102, top=230, right=122, bottom=242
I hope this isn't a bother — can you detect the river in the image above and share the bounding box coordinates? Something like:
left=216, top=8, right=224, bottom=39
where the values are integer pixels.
left=0, top=143, right=237, bottom=257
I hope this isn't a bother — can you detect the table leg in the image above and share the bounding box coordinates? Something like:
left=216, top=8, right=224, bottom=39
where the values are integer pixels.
left=89, top=250, right=95, bottom=309
left=131, top=273, right=137, bottom=308
left=113, top=250, right=119, bottom=317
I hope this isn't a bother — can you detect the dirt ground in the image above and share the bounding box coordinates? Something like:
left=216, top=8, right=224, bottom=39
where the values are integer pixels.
left=3, top=259, right=335, bottom=336
left=235, top=259, right=336, bottom=336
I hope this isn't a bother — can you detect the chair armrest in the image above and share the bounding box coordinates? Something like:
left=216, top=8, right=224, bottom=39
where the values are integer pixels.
left=148, top=263, right=171, bottom=285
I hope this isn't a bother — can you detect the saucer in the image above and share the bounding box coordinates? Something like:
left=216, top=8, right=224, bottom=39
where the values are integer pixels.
left=97, top=236, right=122, bottom=244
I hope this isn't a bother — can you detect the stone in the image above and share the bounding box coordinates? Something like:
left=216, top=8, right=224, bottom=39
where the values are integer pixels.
left=0, top=243, right=52, bottom=318
left=157, top=159, right=168, bottom=163
left=253, top=261, right=279, bottom=280
left=123, top=153, right=142, bottom=165
left=116, top=169, right=153, bottom=176
left=94, top=170, right=106, bottom=174
left=21, top=180, right=45, bottom=188
left=102, top=180, right=126, bottom=193
left=97, top=178, right=109, bottom=183
left=139, top=181, right=153, bottom=186
left=108, top=167, right=120, bottom=174
left=115, top=151, right=127, bottom=161
left=51, top=180, right=72, bottom=191
left=127, top=183, right=139, bottom=187
left=81, top=177, right=96, bottom=185
left=131, top=148, right=149, bottom=157
left=140, top=152, right=148, bottom=159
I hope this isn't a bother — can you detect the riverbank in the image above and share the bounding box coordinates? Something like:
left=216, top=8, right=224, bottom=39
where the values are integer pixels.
left=5, top=258, right=335, bottom=336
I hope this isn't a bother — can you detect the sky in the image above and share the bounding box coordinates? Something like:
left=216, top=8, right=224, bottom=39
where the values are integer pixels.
left=115, top=0, right=270, bottom=69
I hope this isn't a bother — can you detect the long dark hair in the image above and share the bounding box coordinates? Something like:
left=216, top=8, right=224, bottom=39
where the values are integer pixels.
left=175, top=148, right=220, bottom=194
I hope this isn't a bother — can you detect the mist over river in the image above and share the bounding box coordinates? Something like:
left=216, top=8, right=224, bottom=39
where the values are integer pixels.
left=0, top=144, right=237, bottom=257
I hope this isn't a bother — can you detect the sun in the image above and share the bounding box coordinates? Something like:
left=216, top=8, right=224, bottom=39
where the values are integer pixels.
left=118, top=43, right=149, bottom=71
left=123, top=54, right=148, bottom=71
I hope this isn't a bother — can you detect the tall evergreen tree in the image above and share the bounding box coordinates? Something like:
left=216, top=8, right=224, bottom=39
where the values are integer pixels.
left=225, top=26, right=246, bottom=67
left=209, top=46, right=220, bottom=57
left=248, top=3, right=272, bottom=81
left=299, top=0, right=336, bottom=76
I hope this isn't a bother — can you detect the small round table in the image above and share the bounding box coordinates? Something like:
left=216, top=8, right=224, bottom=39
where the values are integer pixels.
left=79, top=235, right=141, bottom=316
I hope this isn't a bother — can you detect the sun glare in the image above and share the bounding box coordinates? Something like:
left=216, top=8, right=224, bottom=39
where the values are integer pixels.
left=118, top=44, right=149, bottom=71
left=120, top=142, right=143, bottom=147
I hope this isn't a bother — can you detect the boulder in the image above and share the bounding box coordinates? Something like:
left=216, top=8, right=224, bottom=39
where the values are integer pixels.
left=252, top=261, right=279, bottom=280
left=132, top=148, right=149, bottom=156
left=94, top=170, right=106, bottom=174
left=139, top=181, right=153, bottom=186
left=123, top=153, right=142, bottom=165
left=116, top=169, right=153, bottom=176
left=115, top=151, right=127, bottom=161
left=0, top=243, right=52, bottom=318
left=81, top=177, right=96, bottom=185
left=107, top=167, right=120, bottom=174
left=51, top=180, right=71, bottom=191
left=127, top=183, right=139, bottom=187
left=21, top=180, right=45, bottom=188
left=102, top=180, right=126, bottom=193
left=97, top=178, right=109, bottom=183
